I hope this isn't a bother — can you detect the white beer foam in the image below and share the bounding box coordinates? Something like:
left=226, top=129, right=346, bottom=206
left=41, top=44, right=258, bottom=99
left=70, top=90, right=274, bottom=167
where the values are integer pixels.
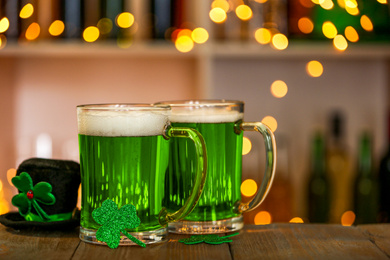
left=169, top=109, right=243, bottom=123
left=78, top=110, right=168, bottom=136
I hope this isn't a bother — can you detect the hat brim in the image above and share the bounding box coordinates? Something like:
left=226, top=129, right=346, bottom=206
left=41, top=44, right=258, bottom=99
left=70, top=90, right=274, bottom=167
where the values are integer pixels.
left=0, top=211, right=80, bottom=230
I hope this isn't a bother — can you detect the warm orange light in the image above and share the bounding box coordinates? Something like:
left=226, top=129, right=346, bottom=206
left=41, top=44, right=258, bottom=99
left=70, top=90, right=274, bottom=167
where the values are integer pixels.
left=0, top=180, right=3, bottom=192
left=300, top=0, right=315, bottom=8
left=298, top=17, right=314, bottom=34
left=191, top=28, right=209, bottom=44
left=211, top=0, right=230, bottom=12
left=235, top=5, right=253, bottom=21
left=289, top=217, right=304, bottom=223
left=271, top=80, right=288, bottom=98
left=306, top=60, right=323, bottom=77
left=345, top=26, right=359, bottom=42
left=360, top=15, right=373, bottom=32
left=116, top=12, right=134, bottom=28
left=25, top=22, right=40, bottom=40
left=254, top=28, right=271, bottom=44
left=242, top=137, right=252, bottom=155
left=175, top=36, right=194, bottom=53
left=333, top=34, right=348, bottom=51
left=254, top=0, right=268, bottom=3
left=271, top=33, right=288, bottom=50
left=377, top=0, right=387, bottom=3
left=322, top=21, right=337, bottom=39
left=48, top=20, right=65, bottom=36
left=209, top=7, right=227, bottom=23
left=20, top=3, right=34, bottom=19
left=7, top=168, right=16, bottom=186
left=320, top=0, right=334, bottom=9
left=83, top=26, right=100, bottom=42
left=0, top=17, right=10, bottom=33
left=177, top=29, right=193, bottom=38
left=254, top=211, right=272, bottom=225
left=0, top=199, right=10, bottom=214
left=241, top=179, right=257, bottom=197
left=341, top=211, right=355, bottom=226
left=262, top=116, right=278, bottom=132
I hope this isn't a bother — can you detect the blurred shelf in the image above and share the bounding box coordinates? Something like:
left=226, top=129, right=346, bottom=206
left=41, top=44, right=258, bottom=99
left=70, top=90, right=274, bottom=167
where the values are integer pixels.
left=1, top=41, right=390, bottom=60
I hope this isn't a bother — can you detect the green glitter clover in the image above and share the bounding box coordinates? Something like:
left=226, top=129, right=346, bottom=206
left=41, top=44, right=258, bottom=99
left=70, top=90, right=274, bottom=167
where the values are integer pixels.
left=11, top=172, right=56, bottom=221
left=92, top=199, right=146, bottom=249
left=178, top=232, right=239, bottom=245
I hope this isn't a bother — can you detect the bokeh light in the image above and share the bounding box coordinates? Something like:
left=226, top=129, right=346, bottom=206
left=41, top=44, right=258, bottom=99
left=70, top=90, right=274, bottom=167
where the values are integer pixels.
left=7, top=168, right=16, bottom=186
left=360, top=15, right=373, bottom=32
left=242, top=136, right=252, bottom=155
left=289, top=217, right=304, bottom=223
left=341, top=211, right=355, bottom=226
left=254, top=211, right=272, bottom=225
left=235, top=5, right=253, bottom=21
left=377, top=0, right=387, bottom=3
left=25, top=22, right=40, bottom=40
left=97, top=18, right=113, bottom=34
left=0, top=17, right=10, bottom=33
left=320, top=0, right=334, bottom=9
left=262, top=116, right=278, bottom=132
left=20, top=3, right=34, bottom=19
left=48, top=20, right=65, bottom=36
left=333, top=34, right=348, bottom=51
left=175, top=36, right=194, bottom=53
left=322, top=21, right=337, bottom=39
left=191, top=28, right=209, bottom=44
left=116, top=12, right=135, bottom=28
left=298, top=17, right=314, bottom=34
left=254, top=28, right=271, bottom=44
left=345, top=26, right=359, bottom=42
left=209, top=7, right=227, bottom=23
left=211, top=0, right=230, bottom=12
left=241, top=179, right=257, bottom=197
left=0, top=199, right=9, bottom=214
left=83, top=26, right=100, bottom=42
left=271, top=80, right=288, bottom=98
left=271, top=33, right=288, bottom=50
left=306, top=60, right=323, bottom=77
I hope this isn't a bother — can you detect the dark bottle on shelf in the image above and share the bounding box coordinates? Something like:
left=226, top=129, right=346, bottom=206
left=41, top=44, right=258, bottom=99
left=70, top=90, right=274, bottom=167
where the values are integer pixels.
left=378, top=115, right=390, bottom=223
left=307, top=131, right=330, bottom=223
left=60, top=0, right=83, bottom=39
left=326, top=111, right=352, bottom=223
left=353, top=131, right=378, bottom=224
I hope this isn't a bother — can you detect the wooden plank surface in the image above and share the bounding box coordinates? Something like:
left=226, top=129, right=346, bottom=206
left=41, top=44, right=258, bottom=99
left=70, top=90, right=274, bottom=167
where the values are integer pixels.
left=357, top=224, right=390, bottom=258
left=1, top=223, right=389, bottom=259
left=230, top=224, right=390, bottom=260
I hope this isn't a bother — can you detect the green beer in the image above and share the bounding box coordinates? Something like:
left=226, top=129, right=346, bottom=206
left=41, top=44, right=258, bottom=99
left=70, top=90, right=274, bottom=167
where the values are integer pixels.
left=77, top=104, right=208, bottom=245
left=165, top=111, right=244, bottom=221
left=166, top=121, right=243, bottom=221
left=79, top=134, right=169, bottom=231
left=156, top=100, right=276, bottom=234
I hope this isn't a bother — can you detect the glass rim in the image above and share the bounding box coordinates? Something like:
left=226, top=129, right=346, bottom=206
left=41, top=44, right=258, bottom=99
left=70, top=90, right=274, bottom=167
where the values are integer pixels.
left=154, top=99, right=244, bottom=108
left=77, top=103, right=171, bottom=112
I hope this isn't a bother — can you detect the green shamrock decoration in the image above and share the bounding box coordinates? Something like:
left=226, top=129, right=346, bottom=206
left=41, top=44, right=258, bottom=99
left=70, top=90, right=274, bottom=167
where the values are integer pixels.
left=92, top=199, right=146, bottom=249
left=178, top=232, right=239, bottom=245
left=11, top=172, right=56, bottom=221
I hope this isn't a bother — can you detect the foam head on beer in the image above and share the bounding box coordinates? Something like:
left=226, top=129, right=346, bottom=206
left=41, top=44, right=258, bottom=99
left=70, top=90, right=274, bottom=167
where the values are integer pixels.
left=168, top=107, right=243, bottom=123
left=77, top=106, right=169, bottom=137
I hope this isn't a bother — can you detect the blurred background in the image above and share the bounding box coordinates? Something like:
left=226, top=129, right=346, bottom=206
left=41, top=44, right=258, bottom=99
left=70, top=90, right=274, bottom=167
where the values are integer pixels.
left=0, top=0, right=389, bottom=226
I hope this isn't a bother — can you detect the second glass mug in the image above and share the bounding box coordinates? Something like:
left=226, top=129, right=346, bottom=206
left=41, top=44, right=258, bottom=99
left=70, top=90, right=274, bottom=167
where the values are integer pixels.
left=77, top=104, right=207, bottom=245
left=155, top=100, right=276, bottom=234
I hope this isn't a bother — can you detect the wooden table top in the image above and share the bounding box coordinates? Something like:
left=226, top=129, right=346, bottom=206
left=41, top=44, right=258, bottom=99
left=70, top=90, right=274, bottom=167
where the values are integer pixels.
left=0, top=223, right=389, bottom=259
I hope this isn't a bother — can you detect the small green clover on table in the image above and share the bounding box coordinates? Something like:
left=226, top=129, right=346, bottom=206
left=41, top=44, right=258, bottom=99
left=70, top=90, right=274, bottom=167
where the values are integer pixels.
left=92, top=199, right=146, bottom=249
left=11, top=172, right=55, bottom=221
left=179, top=232, right=239, bottom=245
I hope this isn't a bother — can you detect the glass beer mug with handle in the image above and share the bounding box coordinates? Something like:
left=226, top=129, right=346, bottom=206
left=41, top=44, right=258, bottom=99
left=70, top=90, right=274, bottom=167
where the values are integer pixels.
left=155, top=100, right=276, bottom=234
left=77, top=104, right=207, bottom=245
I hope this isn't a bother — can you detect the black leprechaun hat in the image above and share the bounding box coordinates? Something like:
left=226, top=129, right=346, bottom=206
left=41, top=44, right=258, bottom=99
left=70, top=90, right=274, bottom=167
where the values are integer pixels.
left=0, top=158, right=81, bottom=230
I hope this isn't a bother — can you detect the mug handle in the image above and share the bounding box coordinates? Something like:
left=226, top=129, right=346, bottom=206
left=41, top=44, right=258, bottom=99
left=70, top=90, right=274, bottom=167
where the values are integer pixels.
left=158, top=126, right=207, bottom=226
left=235, top=121, right=277, bottom=213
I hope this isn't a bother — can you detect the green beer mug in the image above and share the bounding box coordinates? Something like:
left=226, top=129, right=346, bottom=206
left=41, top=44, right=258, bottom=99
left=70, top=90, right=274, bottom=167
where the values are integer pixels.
left=155, top=100, right=276, bottom=234
left=77, top=104, right=207, bottom=245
